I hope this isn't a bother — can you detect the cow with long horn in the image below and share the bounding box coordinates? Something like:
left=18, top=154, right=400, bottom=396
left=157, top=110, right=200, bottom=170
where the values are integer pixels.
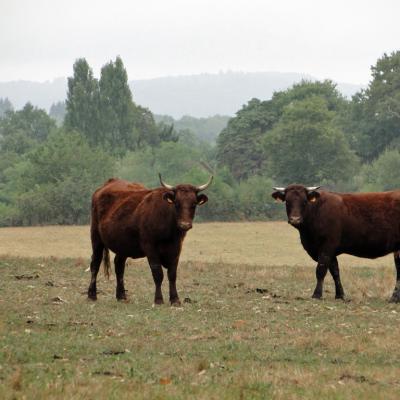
left=88, top=174, right=212, bottom=305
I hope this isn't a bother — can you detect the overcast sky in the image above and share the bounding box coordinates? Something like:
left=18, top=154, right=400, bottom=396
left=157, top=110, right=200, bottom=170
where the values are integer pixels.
left=1, top=0, right=399, bottom=84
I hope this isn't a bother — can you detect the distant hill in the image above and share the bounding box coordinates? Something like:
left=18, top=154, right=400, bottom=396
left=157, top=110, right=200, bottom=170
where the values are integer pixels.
left=0, top=72, right=364, bottom=118
left=132, top=72, right=364, bottom=118
left=0, top=77, right=67, bottom=111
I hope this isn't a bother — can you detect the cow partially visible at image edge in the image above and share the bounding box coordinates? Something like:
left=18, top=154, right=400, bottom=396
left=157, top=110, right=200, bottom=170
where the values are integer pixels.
left=272, top=184, right=400, bottom=302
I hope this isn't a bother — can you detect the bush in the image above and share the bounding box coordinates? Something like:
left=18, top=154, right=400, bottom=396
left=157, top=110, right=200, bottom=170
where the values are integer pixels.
left=360, top=149, right=400, bottom=191
left=0, top=130, right=114, bottom=225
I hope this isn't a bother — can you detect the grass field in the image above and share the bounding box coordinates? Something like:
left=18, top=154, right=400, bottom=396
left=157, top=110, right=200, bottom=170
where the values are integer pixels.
left=1, top=222, right=400, bottom=399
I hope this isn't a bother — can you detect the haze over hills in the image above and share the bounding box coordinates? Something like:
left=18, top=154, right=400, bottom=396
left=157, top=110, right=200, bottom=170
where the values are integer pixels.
left=0, top=71, right=364, bottom=118
left=0, top=78, right=67, bottom=113
left=132, top=72, right=364, bottom=118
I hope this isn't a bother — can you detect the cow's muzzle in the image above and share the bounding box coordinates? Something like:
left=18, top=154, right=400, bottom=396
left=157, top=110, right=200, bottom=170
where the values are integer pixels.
left=178, top=221, right=192, bottom=231
left=289, top=216, right=302, bottom=226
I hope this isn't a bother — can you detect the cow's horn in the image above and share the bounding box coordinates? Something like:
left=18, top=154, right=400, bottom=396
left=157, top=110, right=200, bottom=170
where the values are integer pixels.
left=197, top=175, right=213, bottom=191
left=306, top=186, right=321, bottom=191
left=273, top=187, right=286, bottom=192
left=159, top=173, right=175, bottom=190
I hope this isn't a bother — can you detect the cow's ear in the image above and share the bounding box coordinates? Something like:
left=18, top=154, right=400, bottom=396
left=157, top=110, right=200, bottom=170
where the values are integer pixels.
left=163, top=191, right=175, bottom=204
left=197, top=194, right=208, bottom=206
left=307, top=191, right=320, bottom=203
left=272, top=191, right=285, bottom=203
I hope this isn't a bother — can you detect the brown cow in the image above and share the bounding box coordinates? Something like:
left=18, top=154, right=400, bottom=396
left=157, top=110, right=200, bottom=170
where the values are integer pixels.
left=272, top=184, right=400, bottom=302
left=88, top=174, right=212, bottom=305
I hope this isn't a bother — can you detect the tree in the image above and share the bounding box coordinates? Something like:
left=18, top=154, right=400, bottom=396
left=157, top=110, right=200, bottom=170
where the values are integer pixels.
left=65, top=57, right=167, bottom=155
left=116, top=140, right=211, bottom=187
left=217, top=98, right=277, bottom=180
left=0, top=103, right=56, bottom=154
left=216, top=80, right=348, bottom=181
left=1, top=130, right=114, bottom=225
left=346, top=51, right=400, bottom=160
left=98, top=57, right=137, bottom=153
left=360, top=149, right=400, bottom=191
left=64, top=58, right=101, bottom=146
left=0, top=98, right=13, bottom=118
left=264, top=96, right=358, bottom=185
left=131, top=105, right=162, bottom=149
left=272, top=79, right=346, bottom=113
left=99, top=57, right=172, bottom=153
left=155, top=114, right=230, bottom=143
left=157, top=121, right=179, bottom=144
left=49, top=101, right=66, bottom=126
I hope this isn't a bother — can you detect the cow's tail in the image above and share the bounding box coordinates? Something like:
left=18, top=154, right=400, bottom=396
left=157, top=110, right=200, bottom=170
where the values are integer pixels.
left=103, top=248, right=111, bottom=280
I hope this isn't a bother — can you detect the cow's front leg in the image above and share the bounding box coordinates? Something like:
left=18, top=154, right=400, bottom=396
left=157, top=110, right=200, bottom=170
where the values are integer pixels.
left=147, top=257, right=164, bottom=305
left=328, top=257, right=345, bottom=300
left=312, top=254, right=329, bottom=299
left=114, top=254, right=127, bottom=301
left=166, top=261, right=181, bottom=306
left=389, top=251, right=400, bottom=303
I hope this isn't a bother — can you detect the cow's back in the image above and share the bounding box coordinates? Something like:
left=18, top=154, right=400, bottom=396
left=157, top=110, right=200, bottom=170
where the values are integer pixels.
left=302, top=190, right=400, bottom=259
left=91, top=179, right=151, bottom=256
left=92, top=178, right=148, bottom=219
left=339, top=191, right=400, bottom=257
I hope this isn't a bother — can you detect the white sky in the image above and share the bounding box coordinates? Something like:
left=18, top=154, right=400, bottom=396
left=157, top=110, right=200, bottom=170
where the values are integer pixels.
left=1, top=0, right=399, bottom=84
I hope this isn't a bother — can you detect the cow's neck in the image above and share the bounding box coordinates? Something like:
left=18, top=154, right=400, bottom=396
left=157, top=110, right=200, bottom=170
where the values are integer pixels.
left=298, top=204, right=320, bottom=236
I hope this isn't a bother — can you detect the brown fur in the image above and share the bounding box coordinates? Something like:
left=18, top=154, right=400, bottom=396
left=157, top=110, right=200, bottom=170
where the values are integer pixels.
left=272, top=184, right=400, bottom=301
left=87, top=178, right=209, bottom=305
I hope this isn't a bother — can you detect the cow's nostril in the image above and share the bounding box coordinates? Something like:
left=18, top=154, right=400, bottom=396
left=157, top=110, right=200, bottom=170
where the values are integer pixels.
left=179, top=221, right=192, bottom=231
left=289, top=216, right=302, bottom=225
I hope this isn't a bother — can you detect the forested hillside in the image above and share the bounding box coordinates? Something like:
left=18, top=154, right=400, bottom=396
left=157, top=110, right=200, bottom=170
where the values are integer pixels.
left=154, top=114, right=230, bottom=144
left=0, top=52, right=399, bottom=226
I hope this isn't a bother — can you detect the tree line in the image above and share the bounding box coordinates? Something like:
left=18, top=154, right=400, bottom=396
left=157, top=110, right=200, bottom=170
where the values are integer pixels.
left=0, top=52, right=400, bottom=226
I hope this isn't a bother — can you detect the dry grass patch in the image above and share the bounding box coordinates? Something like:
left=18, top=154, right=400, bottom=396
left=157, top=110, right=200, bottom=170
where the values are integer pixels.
left=0, top=222, right=394, bottom=269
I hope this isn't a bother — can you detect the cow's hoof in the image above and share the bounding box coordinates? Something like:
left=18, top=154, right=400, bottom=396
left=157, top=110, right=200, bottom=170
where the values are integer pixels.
left=335, top=294, right=345, bottom=300
left=116, top=291, right=127, bottom=301
left=312, top=293, right=322, bottom=299
left=170, top=299, right=182, bottom=307
left=389, top=294, right=400, bottom=303
left=88, top=293, right=97, bottom=301
left=154, top=299, right=164, bottom=305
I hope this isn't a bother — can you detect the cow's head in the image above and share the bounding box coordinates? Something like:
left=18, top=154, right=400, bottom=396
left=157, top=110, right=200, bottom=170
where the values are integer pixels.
left=271, top=184, right=321, bottom=227
left=159, top=174, right=213, bottom=231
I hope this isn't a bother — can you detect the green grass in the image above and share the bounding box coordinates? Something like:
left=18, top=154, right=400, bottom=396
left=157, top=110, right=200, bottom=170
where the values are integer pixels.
left=1, top=255, right=400, bottom=399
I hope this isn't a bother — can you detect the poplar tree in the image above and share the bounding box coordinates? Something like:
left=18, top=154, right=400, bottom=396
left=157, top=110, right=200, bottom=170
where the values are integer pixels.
left=99, top=56, right=136, bottom=154
left=64, top=58, right=101, bottom=146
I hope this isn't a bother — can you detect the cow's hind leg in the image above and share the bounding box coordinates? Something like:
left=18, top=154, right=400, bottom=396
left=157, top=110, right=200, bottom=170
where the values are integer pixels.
left=312, top=254, right=329, bottom=299
left=115, top=254, right=127, bottom=301
left=389, top=251, right=400, bottom=303
left=88, top=241, right=104, bottom=300
left=328, top=257, right=345, bottom=300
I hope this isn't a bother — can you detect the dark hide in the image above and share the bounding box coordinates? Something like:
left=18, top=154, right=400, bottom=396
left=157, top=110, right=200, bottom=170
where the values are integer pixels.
left=272, top=184, right=400, bottom=302
left=88, top=178, right=209, bottom=305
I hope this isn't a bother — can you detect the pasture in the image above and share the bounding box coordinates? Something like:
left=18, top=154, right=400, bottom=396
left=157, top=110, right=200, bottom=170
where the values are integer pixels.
left=1, top=222, right=400, bottom=399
